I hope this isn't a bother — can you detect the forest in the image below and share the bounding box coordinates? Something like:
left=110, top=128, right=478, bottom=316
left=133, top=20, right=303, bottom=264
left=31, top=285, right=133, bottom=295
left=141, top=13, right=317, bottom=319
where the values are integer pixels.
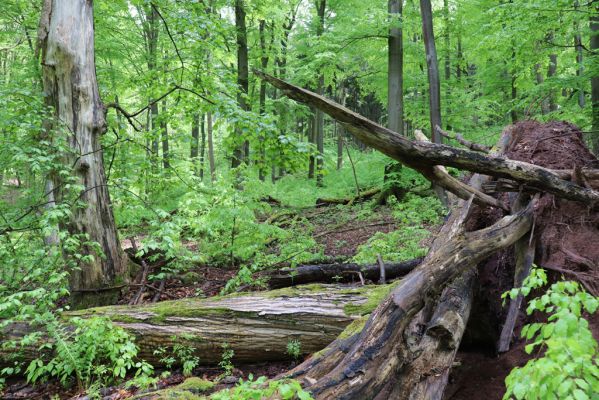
left=0, top=0, right=598, bottom=399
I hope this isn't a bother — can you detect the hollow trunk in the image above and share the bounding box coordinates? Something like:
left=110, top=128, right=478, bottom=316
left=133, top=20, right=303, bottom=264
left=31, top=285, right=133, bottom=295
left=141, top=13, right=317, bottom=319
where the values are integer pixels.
left=2, top=284, right=382, bottom=367
left=38, top=0, right=128, bottom=308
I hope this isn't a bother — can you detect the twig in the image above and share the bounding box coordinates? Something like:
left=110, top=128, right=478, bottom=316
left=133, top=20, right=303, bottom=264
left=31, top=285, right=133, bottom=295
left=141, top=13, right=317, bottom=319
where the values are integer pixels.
left=435, top=125, right=491, bottom=153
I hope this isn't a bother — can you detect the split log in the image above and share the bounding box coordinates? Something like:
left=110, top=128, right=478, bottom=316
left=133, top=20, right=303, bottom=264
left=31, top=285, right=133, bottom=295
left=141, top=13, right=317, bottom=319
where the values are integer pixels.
left=261, top=258, right=422, bottom=289
left=281, top=198, right=534, bottom=399
left=255, top=70, right=599, bottom=205
left=1, top=284, right=385, bottom=367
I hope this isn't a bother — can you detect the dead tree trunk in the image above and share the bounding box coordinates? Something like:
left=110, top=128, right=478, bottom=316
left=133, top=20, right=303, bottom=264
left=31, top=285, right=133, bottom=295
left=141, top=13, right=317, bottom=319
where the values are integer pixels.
left=282, top=201, right=532, bottom=399
left=262, top=258, right=422, bottom=289
left=2, top=285, right=379, bottom=367
left=255, top=71, right=599, bottom=205
left=38, top=0, right=128, bottom=308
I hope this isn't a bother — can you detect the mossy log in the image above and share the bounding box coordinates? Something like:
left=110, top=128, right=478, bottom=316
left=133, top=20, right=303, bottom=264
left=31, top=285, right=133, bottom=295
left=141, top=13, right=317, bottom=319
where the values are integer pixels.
left=1, top=284, right=391, bottom=367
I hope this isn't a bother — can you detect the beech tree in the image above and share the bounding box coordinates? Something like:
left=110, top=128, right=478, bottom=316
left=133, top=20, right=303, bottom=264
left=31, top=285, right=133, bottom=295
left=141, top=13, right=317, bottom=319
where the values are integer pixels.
left=38, top=0, right=128, bottom=307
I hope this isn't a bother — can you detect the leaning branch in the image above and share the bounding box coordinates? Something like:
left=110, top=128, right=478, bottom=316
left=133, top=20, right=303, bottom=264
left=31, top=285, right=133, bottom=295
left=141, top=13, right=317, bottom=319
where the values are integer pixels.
left=435, top=125, right=491, bottom=153
left=255, top=70, right=599, bottom=205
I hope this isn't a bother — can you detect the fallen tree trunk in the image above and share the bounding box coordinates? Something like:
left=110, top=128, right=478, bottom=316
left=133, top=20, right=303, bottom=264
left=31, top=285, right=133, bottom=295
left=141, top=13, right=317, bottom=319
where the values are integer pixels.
left=281, top=199, right=533, bottom=399
left=255, top=70, right=599, bottom=205
left=261, top=258, right=422, bottom=289
left=315, top=187, right=381, bottom=207
left=2, top=284, right=385, bottom=366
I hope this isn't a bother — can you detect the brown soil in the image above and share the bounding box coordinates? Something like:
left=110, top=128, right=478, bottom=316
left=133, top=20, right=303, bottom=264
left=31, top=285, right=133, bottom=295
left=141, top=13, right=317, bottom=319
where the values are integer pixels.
left=448, top=120, right=599, bottom=399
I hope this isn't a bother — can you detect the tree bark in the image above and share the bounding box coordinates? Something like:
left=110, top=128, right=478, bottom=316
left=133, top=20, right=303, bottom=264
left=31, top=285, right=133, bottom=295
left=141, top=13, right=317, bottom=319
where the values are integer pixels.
left=190, top=113, right=199, bottom=175
left=575, top=0, right=585, bottom=108
left=2, top=284, right=380, bottom=366
left=232, top=0, right=249, bottom=168
left=262, top=258, right=422, bottom=289
left=255, top=71, right=599, bottom=204
left=207, top=112, right=216, bottom=182
left=547, top=32, right=558, bottom=113
left=591, top=1, right=599, bottom=151
left=388, top=0, right=404, bottom=136
left=38, top=0, right=128, bottom=308
left=199, top=114, right=206, bottom=180
left=161, top=99, right=170, bottom=169
left=315, top=0, right=326, bottom=187
left=420, top=0, right=442, bottom=144
left=258, top=19, right=269, bottom=181
left=282, top=199, right=533, bottom=399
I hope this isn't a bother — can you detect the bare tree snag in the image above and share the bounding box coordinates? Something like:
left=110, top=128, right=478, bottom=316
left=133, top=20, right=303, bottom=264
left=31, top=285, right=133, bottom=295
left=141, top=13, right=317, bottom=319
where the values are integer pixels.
left=1, top=285, right=379, bottom=367
left=254, top=70, right=599, bottom=205
left=38, top=0, right=128, bottom=308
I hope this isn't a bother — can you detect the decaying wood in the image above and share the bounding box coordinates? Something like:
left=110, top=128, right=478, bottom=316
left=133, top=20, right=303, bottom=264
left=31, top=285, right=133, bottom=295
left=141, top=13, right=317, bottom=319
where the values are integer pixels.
left=1, top=285, right=377, bottom=367
left=255, top=70, right=599, bottom=205
left=413, top=129, right=507, bottom=210
left=282, top=199, right=533, bottom=399
left=261, top=258, right=422, bottom=289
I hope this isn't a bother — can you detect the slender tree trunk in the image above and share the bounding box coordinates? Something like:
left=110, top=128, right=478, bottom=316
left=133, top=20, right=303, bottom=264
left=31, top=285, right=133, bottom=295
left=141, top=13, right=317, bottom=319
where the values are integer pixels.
left=420, top=0, right=442, bottom=144
left=207, top=112, right=216, bottom=182
left=161, top=100, right=170, bottom=169
left=590, top=1, right=599, bottom=151
left=190, top=113, right=199, bottom=175
left=38, top=0, right=128, bottom=308
left=575, top=0, right=585, bottom=108
left=547, top=32, right=558, bottom=113
left=315, top=0, right=326, bottom=187
left=199, top=114, right=206, bottom=181
left=309, top=112, right=316, bottom=179
left=510, top=48, right=518, bottom=123
left=232, top=0, right=249, bottom=168
left=258, top=20, right=269, bottom=181
left=388, top=0, right=404, bottom=136
left=443, top=0, right=451, bottom=129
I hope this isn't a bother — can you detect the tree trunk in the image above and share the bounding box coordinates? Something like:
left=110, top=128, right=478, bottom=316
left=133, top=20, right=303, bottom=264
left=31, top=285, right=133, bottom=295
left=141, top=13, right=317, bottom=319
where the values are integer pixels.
left=199, top=114, right=206, bottom=181
left=261, top=258, right=422, bottom=289
left=547, top=32, right=558, bottom=113
left=420, top=0, right=442, bottom=144
left=161, top=100, right=170, bottom=169
left=309, top=112, right=316, bottom=179
left=387, top=0, right=404, bottom=136
left=2, top=284, right=381, bottom=366
left=258, top=19, right=269, bottom=182
left=315, top=0, right=326, bottom=187
left=190, top=113, right=199, bottom=175
left=38, top=0, right=128, bottom=308
left=207, top=112, right=216, bottom=182
left=591, top=1, right=599, bottom=151
left=232, top=0, right=249, bottom=168
left=282, top=199, right=533, bottom=399
left=575, top=0, right=585, bottom=108
left=256, top=71, right=599, bottom=204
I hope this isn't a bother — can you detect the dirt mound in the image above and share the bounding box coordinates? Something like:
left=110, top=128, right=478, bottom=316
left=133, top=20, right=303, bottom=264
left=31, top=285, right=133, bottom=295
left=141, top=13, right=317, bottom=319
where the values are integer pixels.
left=505, top=120, right=599, bottom=295
left=448, top=121, right=599, bottom=399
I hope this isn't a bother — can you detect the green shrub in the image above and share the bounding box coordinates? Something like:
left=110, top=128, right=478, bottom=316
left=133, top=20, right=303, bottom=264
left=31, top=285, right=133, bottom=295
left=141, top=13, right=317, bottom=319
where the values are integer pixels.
left=23, top=317, right=153, bottom=391
left=211, top=375, right=313, bottom=400
left=502, top=267, right=599, bottom=400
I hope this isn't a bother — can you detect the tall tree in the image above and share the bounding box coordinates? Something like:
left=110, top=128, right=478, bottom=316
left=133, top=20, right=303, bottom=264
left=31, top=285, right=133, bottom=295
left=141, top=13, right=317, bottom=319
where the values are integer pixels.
left=574, top=0, right=585, bottom=108
left=388, top=0, right=404, bottom=135
left=232, top=0, right=249, bottom=168
left=591, top=1, right=599, bottom=151
left=420, top=0, right=442, bottom=144
left=315, top=0, right=326, bottom=186
left=38, top=0, right=128, bottom=308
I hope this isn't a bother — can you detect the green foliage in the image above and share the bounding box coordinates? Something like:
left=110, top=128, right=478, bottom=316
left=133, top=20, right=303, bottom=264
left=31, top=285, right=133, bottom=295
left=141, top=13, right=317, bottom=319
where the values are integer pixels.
left=22, top=317, right=153, bottom=392
left=211, top=375, right=313, bottom=400
left=218, top=343, right=235, bottom=377
left=286, top=339, right=302, bottom=360
left=353, top=227, right=429, bottom=264
left=502, top=267, right=599, bottom=400
left=153, top=339, right=200, bottom=377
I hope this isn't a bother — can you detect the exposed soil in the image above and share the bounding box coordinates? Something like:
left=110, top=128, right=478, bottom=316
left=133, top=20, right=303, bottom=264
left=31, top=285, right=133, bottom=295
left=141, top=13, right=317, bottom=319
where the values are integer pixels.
left=447, top=120, right=599, bottom=399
